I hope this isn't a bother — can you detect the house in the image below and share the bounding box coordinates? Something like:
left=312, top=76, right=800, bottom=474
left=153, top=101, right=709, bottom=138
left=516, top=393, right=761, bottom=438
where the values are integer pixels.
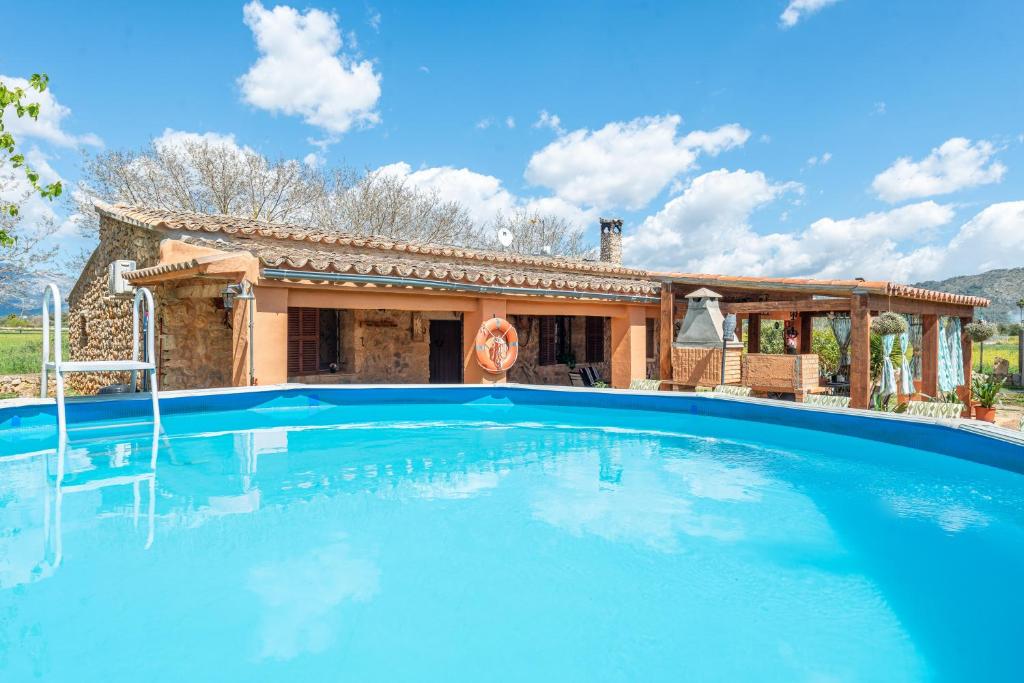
left=68, top=205, right=660, bottom=393
left=68, top=202, right=988, bottom=410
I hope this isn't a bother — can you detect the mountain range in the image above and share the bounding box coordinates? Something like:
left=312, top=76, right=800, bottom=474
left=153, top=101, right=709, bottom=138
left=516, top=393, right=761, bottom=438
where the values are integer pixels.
left=914, top=268, right=1024, bottom=322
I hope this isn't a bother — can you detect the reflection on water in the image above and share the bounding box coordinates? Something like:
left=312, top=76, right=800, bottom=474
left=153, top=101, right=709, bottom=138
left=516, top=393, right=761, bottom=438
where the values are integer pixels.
left=0, top=412, right=1021, bottom=681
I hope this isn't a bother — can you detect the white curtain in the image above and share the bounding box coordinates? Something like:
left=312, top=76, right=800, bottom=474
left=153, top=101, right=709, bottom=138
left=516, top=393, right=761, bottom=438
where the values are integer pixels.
left=830, top=315, right=852, bottom=370
left=938, top=317, right=964, bottom=392
left=908, top=316, right=923, bottom=379
left=880, top=334, right=898, bottom=396
left=898, top=329, right=914, bottom=394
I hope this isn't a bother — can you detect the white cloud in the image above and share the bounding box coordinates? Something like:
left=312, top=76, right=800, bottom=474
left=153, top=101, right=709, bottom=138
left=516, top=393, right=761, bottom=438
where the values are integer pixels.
left=505, top=116, right=516, bottom=129
left=806, top=152, right=832, bottom=167
left=475, top=117, right=492, bottom=130
left=525, top=115, right=750, bottom=210
left=925, top=201, right=1024, bottom=280
left=780, top=0, right=842, bottom=28
left=374, top=161, right=596, bottom=229
left=872, top=137, right=1006, bottom=203
left=367, top=8, right=381, bottom=32
left=533, top=110, right=564, bottom=135
left=153, top=128, right=250, bottom=154
left=0, top=75, right=102, bottom=149
left=418, top=65, right=430, bottom=74
left=873, top=101, right=887, bottom=116
left=238, top=1, right=381, bottom=136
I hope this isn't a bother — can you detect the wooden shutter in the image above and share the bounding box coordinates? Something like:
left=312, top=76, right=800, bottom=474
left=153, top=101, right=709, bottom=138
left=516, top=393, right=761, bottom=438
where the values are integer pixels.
left=585, top=317, right=604, bottom=363
left=287, top=307, right=320, bottom=375
left=538, top=317, right=557, bottom=366
left=646, top=318, right=656, bottom=360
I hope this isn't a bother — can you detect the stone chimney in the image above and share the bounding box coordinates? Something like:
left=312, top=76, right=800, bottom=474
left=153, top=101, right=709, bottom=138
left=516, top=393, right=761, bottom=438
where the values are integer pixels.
left=599, top=218, right=623, bottom=265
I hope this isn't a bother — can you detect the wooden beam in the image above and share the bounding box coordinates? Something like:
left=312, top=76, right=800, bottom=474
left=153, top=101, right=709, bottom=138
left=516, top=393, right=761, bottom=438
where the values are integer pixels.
left=865, top=295, right=977, bottom=318
left=849, top=293, right=872, bottom=409
left=799, top=314, right=813, bottom=354
left=659, top=284, right=674, bottom=382
left=747, top=313, right=761, bottom=353
left=920, top=314, right=939, bottom=398
left=721, top=299, right=850, bottom=315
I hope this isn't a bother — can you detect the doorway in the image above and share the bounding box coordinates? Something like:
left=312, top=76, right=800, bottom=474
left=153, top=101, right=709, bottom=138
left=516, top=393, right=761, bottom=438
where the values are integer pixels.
left=429, top=319, right=464, bottom=384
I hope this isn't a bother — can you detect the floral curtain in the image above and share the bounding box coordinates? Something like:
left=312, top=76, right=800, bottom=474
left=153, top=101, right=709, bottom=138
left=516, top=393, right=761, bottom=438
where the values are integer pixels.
left=938, top=317, right=965, bottom=392
left=880, top=333, right=898, bottom=396
left=898, top=328, right=915, bottom=395
left=829, top=315, right=852, bottom=370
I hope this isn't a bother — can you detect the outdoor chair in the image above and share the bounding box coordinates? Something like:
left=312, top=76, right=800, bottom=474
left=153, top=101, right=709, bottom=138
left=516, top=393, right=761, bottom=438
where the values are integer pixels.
left=568, top=370, right=586, bottom=387
left=580, top=366, right=604, bottom=386
left=804, top=394, right=852, bottom=409
left=712, top=385, right=753, bottom=397
left=904, top=400, right=963, bottom=420
left=628, top=378, right=662, bottom=391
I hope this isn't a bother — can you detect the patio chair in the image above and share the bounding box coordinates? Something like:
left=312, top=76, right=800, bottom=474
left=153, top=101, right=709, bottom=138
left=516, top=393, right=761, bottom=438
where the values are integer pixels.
left=804, top=394, right=852, bottom=409
left=904, top=400, right=963, bottom=420
left=580, top=366, right=603, bottom=386
left=628, top=378, right=662, bottom=391
left=568, top=370, right=586, bottom=387
left=712, top=385, right=753, bottom=397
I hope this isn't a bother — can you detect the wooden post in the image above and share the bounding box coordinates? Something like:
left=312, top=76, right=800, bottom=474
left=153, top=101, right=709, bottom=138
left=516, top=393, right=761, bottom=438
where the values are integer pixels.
left=799, top=314, right=813, bottom=354
left=849, top=293, right=871, bottom=409
left=611, top=305, right=647, bottom=388
left=659, top=284, right=674, bottom=383
left=920, top=314, right=939, bottom=398
left=958, top=316, right=973, bottom=411
left=747, top=313, right=761, bottom=354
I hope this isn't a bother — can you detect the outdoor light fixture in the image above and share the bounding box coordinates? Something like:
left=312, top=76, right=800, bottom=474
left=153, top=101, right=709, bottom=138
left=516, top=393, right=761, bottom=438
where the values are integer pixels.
left=222, top=283, right=244, bottom=310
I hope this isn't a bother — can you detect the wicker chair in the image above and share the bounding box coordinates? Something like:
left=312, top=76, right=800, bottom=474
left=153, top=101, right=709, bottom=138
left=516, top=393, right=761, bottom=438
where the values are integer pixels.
left=713, top=385, right=753, bottom=397
left=804, top=394, right=852, bottom=409
left=628, top=378, right=662, bottom=391
left=904, top=400, right=963, bottom=419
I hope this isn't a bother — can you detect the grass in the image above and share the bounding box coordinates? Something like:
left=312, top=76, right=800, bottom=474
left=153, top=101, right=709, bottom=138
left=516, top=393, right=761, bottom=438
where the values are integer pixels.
left=0, top=330, right=68, bottom=375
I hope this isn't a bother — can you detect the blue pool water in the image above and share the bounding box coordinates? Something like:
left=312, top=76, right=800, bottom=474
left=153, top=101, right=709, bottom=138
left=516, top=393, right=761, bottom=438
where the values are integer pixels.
left=1, top=387, right=1023, bottom=681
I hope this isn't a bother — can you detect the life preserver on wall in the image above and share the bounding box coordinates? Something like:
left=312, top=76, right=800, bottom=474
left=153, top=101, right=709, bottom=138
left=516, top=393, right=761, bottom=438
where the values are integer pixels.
left=474, top=317, right=519, bottom=373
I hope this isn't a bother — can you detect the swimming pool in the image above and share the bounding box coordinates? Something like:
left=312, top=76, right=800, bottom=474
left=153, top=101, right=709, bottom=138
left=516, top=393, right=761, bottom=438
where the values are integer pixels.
left=1, top=385, right=1022, bottom=681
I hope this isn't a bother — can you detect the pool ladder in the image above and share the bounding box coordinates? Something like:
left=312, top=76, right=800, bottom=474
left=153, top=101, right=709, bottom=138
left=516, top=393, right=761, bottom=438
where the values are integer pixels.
left=41, top=283, right=161, bottom=441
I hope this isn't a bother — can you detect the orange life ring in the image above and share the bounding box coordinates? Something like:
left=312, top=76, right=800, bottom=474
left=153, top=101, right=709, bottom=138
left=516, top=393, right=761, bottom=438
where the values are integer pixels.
left=474, top=317, right=519, bottom=373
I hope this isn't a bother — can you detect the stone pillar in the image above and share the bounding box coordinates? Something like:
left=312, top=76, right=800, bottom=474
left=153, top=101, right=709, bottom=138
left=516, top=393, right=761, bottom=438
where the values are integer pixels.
left=610, top=305, right=647, bottom=388
left=747, top=313, right=761, bottom=353
left=251, top=286, right=289, bottom=386
left=849, top=293, right=872, bottom=409
left=464, top=298, right=508, bottom=384
left=920, top=314, right=939, bottom=398
left=659, top=284, right=674, bottom=382
left=599, top=218, right=623, bottom=264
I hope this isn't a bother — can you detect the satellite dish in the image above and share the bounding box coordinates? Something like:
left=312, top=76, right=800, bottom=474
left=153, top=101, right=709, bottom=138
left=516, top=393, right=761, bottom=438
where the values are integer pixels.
left=496, top=227, right=514, bottom=248
left=541, top=245, right=552, bottom=255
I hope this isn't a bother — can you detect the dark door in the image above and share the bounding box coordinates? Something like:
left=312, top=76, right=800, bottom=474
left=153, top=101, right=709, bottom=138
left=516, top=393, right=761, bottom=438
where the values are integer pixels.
left=429, top=320, right=463, bottom=384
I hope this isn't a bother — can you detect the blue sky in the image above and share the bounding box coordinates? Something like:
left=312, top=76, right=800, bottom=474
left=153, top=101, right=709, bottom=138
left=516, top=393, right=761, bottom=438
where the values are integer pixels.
left=3, top=0, right=1023, bottom=281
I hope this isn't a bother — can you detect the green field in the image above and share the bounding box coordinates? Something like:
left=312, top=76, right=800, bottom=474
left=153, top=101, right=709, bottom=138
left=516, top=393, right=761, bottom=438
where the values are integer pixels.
left=0, top=330, right=68, bottom=375
left=974, top=337, right=1020, bottom=375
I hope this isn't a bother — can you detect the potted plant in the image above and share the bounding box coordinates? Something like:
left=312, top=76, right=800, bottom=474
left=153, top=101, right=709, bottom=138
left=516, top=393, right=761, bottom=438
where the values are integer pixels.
left=971, top=373, right=1004, bottom=423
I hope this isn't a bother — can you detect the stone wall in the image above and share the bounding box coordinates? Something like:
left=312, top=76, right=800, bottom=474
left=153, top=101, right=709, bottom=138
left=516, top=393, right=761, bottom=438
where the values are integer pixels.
left=671, top=346, right=741, bottom=387
left=66, top=216, right=163, bottom=394
left=159, top=296, right=233, bottom=389
left=290, top=308, right=430, bottom=384
left=742, top=353, right=819, bottom=392
left=506, top=315, right=612, bottom=385
left=0, top=374, right=55, bottom=398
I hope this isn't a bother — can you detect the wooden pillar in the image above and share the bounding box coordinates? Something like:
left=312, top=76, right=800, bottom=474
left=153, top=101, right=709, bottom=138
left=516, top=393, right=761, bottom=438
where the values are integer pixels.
left=958, top=316, right=973, bottom=408
left=464, top=298, right=508, bottom=384
left=748, top=313, right=761, bottom=354
left=246, top=286, right=289, bottom=386
left=799, top=314, right=813, bottom=354
left=611, top=305, right=647, bottom=389
left=659, top=284, right=674, bottom=382
left=920, top=314, right=939, bottom=398
left=849, top=293, right=872, bottom=409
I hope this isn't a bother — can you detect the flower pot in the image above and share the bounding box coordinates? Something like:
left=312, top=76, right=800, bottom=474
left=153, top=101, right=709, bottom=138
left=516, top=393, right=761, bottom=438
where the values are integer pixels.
left=974, top=406, right=997, bottom=423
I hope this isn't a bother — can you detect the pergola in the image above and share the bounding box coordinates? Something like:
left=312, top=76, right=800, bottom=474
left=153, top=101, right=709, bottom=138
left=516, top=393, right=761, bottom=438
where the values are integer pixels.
left=655, top=274, right=990, bottom=409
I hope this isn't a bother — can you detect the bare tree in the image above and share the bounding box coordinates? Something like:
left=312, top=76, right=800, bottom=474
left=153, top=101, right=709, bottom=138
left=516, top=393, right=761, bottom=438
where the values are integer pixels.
left=483, top=210, right=592, bottom=258
left=0, top=172, right=62, bottom=313
left=77, top=139, right=592, bottom=258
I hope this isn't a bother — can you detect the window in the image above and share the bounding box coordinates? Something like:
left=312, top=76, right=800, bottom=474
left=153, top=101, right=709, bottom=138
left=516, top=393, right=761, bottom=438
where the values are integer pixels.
left=539, top=317, right=557, bottom=366
left=585, top=317, right=605, bottom=363
left=287, top=307, right=319, bottom=375
left=646, top=318, right=656, bottom=360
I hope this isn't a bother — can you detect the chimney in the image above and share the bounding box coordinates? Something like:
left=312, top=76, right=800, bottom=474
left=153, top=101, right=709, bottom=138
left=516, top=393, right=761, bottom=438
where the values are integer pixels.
left=599, top=217, right=623, bottom=264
